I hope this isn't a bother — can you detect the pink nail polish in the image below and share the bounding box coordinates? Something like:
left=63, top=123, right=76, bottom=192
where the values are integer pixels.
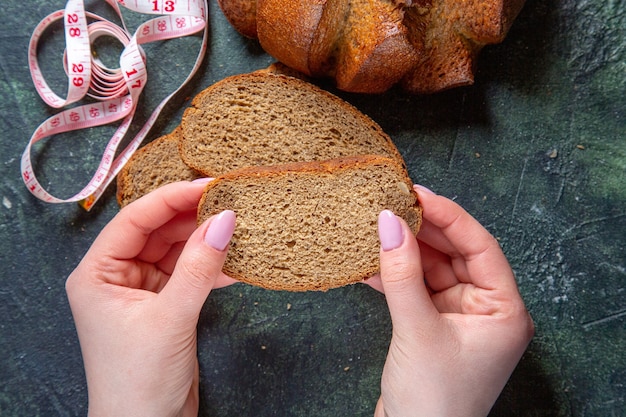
left=192, top=177, right=215, bottom=184
left=378, top=210, right=404, bottom=251
left=204, top=210, right=236, bottom=251
left=413, top=184, right=435, bottom=195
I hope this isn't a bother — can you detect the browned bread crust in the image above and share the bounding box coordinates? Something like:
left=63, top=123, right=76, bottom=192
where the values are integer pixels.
left=256, top=1, right=326, bottom=74
left=197, top=155, right=422, bottom=291
left=255, top=61, right=310, bottom=81
left=217, top=0, right=526, bottom=93
left=217, top=0, right=258, bottom=38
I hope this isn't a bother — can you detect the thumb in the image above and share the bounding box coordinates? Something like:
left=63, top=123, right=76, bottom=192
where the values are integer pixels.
left=159, top=210, right=236, bottom=320
left=378, top=210, right=438, bottom=333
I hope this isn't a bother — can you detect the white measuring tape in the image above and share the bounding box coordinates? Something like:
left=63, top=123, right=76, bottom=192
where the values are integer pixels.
left=22, top=0, right=208, bottom=210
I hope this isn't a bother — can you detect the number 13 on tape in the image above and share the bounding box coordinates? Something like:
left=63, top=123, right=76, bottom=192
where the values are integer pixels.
left=22, top=0, right=208, bottom=211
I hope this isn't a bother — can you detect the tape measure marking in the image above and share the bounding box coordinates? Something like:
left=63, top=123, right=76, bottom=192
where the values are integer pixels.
left=22, top=0, right=208, bottom=210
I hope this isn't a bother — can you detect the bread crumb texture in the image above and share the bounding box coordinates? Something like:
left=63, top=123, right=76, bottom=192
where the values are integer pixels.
left=117, top=128, right=201, bottom=207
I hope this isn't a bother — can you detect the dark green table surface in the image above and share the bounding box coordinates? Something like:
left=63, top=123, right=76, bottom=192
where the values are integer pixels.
left=1, top=1, right=624, bottom=416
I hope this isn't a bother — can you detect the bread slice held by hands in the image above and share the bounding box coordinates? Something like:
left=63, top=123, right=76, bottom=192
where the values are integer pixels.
left=179, top=72, right=404, bottom=177
left=197, top=155, right=422, bottom=291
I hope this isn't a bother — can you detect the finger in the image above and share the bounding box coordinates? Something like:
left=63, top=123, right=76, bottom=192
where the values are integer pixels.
left=155, top=244, right=239, bottom=290
left=416, top=217, right=455, bottom=260
left=155, top=241, right=188, bottom=278
left=430, top=283, right=489, bottom=315
left=159, top=210, right=236, bottom=320
left=89, top=181, right=207, bottom=262
left=415, top=184, right=487, bottom=256
left=378, top=210, right=438, bottom=332
left=418, top=241, right=459, bottom=292
left=137, top=210, right=198, bottom=264
left=213, top=273, right=239, bottom=289
left=136, top=251, right=238, bottom=295
left=417, top=217, right=476, bottom=287
left=414, top=186, right=516, bottom=292
left=361, top=273, right=384, bottom=293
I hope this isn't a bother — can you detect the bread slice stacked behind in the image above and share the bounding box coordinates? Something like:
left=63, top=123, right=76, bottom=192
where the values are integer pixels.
left=117, top=127, right=201, bottom=207
left=118, top=71, right=405, bottom=207
left=198, top=155, right=421, bottom=291
left=179, top=72, right=404, bottom=176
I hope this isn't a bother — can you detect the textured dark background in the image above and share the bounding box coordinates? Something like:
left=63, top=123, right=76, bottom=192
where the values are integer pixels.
left=1, top=1, right=624, bottom=416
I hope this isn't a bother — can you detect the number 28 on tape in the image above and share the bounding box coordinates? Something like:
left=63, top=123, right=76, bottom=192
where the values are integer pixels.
left=22, top=0, right=208, bottom=210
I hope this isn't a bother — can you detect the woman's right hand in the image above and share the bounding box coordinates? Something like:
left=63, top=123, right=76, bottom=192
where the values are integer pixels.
left=367, top=185, right=534, bottom=417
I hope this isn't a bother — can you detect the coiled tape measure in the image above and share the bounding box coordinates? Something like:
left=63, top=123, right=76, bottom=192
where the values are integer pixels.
left=22, top=0, right=208, bottom=210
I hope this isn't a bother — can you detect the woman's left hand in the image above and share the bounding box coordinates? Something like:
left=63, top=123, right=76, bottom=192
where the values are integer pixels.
left=66, top=181, right=237, bottom=417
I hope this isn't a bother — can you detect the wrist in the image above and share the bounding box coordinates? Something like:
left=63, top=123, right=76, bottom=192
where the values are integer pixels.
left=375, top=390, right=494, bottom=417
left=87, top=397, right=185, bottom=417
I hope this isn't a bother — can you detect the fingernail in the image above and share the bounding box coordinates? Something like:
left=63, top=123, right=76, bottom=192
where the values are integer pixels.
left=378, top=210, right=404, bottom=251
left=192, top=177, right=215, bottom=184
left=204, top=210, right=236, bottom=251
left=413, top=184, right=435, bottom=195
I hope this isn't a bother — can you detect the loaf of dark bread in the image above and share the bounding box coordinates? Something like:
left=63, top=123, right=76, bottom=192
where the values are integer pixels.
left=197, top=155, right=422, bottom=291
left=217, top=0, right=526, bottom=94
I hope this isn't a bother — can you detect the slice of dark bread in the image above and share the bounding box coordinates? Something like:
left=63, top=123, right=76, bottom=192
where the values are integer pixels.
left=116, top=127, right=202, bottom=207
left=179, top=72, right=404, bottom=177
left=197, top=155, right=422, bottom=291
